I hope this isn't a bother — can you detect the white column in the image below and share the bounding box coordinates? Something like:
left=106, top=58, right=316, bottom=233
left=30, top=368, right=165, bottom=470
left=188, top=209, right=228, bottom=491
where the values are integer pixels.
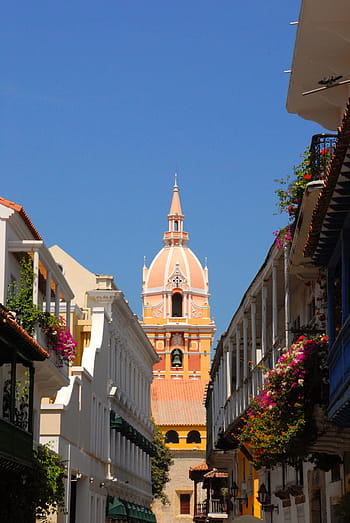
left=222, top=351, right=227, bottom=405
left=272, top=262, right=278, bottom=346
left=250, top=300, right=257, bottom=364
left=235, top=329, right=240, bottom=391
left=226, top=344, right=231, bottom=399
left=55, top=283, right=60, bottom=317
left=261, top=284, right=267, bottom=359
left=243, top=316, right=248, bottom=410
left=284, top=246, right=291, bottom=348
left=243, top=316, right=248, bottom=380
left=32, top=250, right=39, bottom=306
left=217, top=364, right=222, bottom=412
left=45, top=270, right=51, bottom=313
left=66, top=300, right=71, bottom=328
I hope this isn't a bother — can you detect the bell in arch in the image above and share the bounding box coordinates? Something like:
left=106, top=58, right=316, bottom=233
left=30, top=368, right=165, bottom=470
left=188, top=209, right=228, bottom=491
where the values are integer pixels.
left=171, top=348, right=183, bottom=368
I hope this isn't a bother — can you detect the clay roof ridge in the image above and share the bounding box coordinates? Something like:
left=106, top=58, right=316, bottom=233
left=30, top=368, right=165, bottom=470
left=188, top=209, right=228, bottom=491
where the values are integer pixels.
left=0, top=196, right=42, bottom=240
left=0, top=304, right=49, bottom=359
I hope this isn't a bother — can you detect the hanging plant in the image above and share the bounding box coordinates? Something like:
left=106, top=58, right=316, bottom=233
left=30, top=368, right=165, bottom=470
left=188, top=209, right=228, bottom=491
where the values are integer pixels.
left=45, top=316, right=77, bottom=363
left=274, top=149, right=311, bottom=219
left=237, top=335, right=328, bottom=469
left=272, top=226, right=292, bottom=250
left=7, top=255, right=77, bottom=364
left=7, top=255, right=39, bottom=335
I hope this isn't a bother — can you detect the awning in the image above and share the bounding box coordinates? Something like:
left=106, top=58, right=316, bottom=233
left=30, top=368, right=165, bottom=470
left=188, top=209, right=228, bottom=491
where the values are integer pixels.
left=107, top=497, right=156, bottom=522
left=110, top=412, right=157, bottom=457
left=106, top=496, right=127, bottom=519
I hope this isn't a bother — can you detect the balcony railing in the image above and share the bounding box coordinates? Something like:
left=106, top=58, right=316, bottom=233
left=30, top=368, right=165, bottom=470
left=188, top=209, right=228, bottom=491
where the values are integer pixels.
left=0, top=418, right=33, bottom=469
left=207, top=499, right=228, bottom=518
left=212, top=345, right=283, bottom=449
left=194, top=502, right=207, bottom=518
left=310, top=133, right=337, bottom=181
left=195, top=500, right=228, bottom=519
left=36, top=327, right=69, bottom=376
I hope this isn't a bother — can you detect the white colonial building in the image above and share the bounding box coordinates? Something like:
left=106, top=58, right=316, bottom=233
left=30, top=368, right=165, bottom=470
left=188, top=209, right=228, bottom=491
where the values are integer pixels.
left=40, top=245, right=159, bottom=523
left=0, top=196, right=75, bottom=520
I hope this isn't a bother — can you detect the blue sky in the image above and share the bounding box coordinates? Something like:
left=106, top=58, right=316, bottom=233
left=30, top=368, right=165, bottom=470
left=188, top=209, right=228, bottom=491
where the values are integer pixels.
left=1, top=1, right=324, bottom=342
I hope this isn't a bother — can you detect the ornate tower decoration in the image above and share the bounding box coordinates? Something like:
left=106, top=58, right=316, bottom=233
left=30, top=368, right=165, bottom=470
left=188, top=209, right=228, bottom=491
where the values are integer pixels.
left=141, top=177, right=215, bottom=381
left=141, top=178, right=216, bottom=522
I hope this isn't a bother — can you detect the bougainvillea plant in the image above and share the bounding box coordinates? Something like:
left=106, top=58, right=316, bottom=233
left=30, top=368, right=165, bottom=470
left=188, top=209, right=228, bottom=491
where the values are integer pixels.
left=274, top=149, right=312, bottom=218
left=7, top=255, right=77, bottom=364
left=45, top=316, right=77, bottom=364
left=272, top=226, right=292, bottom=250
left=238, top=335, right=328, bottom=469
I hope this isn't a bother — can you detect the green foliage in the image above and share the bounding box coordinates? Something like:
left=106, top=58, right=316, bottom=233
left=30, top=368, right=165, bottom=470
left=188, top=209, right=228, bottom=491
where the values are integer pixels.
left=151, top=421, right=173, bottom=504
left=7, top=256, right=77, bottom=363
left=31, top=444, right=66, bottom=518
left=274, top=149, right=311, bottom=218
left=0, top=444, right=65, bottom=522
left=7, top=255, right=39, bottom=335
left=238, top=335, right=329, bottom=469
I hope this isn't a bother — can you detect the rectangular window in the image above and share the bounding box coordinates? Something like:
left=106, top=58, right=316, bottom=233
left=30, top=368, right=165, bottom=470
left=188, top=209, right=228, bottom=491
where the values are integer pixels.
left=180, top=494, right=191, bottom=515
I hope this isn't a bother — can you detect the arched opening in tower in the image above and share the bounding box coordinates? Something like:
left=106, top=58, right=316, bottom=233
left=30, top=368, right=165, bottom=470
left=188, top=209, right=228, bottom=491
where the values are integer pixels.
left=172, top=292, right=183, bottom=317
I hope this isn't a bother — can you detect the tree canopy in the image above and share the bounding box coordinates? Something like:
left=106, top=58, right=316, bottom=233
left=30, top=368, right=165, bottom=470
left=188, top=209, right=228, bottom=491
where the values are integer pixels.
left=151, top=421, right=173, bottom=504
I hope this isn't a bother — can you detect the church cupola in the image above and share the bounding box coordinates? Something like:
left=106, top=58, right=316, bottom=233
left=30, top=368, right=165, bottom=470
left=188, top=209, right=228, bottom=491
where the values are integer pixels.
left=163, top=175, right=189, bottom=246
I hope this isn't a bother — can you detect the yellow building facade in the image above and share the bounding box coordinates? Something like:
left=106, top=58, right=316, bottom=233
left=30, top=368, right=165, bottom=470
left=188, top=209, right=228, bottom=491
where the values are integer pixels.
left=142, top=180, right=215, bottom=522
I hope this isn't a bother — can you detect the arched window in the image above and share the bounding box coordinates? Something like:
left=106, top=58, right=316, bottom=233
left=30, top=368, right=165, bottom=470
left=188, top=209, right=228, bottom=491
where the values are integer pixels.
left=165, top=430, right=179, bottom=443
left=172, top=293, right=183, bottom=317
left=186, top=430, right=201, bottom=444
left=171, top=348, right=183, bottom=368
left=174, top=220, right=179, bottom=231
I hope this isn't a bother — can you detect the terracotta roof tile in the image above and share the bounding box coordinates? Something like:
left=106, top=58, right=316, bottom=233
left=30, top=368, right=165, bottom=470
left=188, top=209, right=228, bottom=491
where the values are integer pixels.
left=0, top=305, right=49, bottom=360
left=304, top=99, right=350, bottom=258
left=0, top=197, right=42, bottom=240
left=189, top=462, right=208, bottom=472
left=203, top=469, right=228, bottom=479
left=151, top=379, right=207, bottom=426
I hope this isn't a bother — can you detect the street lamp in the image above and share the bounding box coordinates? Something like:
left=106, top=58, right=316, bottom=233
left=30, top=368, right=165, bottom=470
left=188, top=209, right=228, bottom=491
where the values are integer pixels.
left=257, top=483, right=278, bottom=513
left=231, top=481, right=248, bottom=506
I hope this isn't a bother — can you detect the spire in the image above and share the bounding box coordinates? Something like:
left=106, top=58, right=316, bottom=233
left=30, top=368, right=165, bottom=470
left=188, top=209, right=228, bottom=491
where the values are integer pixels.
left=163, top=177, right=189, bottom=246
left=169, top=174, right=183, bottom=217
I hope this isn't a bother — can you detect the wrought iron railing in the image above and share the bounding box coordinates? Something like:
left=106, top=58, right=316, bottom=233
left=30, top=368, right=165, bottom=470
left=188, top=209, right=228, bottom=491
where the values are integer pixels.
left=194, top=502, right=206, bottom=518
left=195, top=499, right=228, bottom=518
left=208, top=499, right=228, bottom=514
left=309, top=133, right=337, bottom=180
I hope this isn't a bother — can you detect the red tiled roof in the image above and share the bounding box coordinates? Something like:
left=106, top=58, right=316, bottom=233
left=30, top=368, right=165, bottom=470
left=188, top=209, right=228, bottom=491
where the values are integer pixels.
left=151, top=379, right=207, bottom=426
left=0, top=197, right=42, bottom=240
left=0, top=305, right=49, bottom=360
left=203, top=469, right=228, bottom=479
left=189, top=462, right=208, bottom=472
left=304, top=99, right=350, bottom=258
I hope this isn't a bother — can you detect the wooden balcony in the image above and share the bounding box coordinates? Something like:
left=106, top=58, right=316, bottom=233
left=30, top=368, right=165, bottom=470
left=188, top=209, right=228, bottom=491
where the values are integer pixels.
left=0, top=418, right=33, bottom=470
left=207, top=499, right=228, bottom=519
left=194, top=500, right=229, bottom=521
left=328, top=315, right=350, bottom=426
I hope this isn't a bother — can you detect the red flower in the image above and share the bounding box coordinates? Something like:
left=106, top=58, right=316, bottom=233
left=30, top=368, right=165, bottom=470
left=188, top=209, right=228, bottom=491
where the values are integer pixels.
left=304, top=174, right=312, bottom=180
left=320, top=148, right=329, bottom=155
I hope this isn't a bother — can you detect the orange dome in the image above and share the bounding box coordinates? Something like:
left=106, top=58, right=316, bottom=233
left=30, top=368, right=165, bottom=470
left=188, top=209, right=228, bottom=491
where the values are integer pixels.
left=146, top=245, right=207, bottom=292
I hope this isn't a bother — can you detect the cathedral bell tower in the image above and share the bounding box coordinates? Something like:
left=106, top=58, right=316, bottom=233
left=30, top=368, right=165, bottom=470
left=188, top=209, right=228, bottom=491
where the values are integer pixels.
left=141, top=179, right=216, bottom=522
left=141, top=178, right=215, bottom=381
